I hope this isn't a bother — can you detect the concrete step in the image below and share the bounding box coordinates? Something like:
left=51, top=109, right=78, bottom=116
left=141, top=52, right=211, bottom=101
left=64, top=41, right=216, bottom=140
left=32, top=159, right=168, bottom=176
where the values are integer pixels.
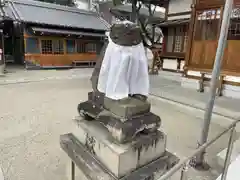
left=0, top=167, right=4, bottom=180
left=216, top=154, right=240, bottom=180
left=217, top=138, right=240, bottom=167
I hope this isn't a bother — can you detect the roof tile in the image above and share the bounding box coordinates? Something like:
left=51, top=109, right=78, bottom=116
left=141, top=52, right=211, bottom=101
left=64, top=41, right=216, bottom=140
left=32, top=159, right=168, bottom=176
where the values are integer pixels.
left=4, top=0, right=109, bottom=31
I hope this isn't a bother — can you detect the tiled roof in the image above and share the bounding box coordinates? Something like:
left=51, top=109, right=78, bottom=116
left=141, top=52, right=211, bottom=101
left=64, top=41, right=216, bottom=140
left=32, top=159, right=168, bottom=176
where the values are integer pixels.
left=3, top=0, right=109, bottom=31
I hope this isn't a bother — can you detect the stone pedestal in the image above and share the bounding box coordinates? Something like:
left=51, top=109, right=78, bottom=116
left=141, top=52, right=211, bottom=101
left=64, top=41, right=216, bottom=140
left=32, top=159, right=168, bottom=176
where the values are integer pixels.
left=78, top=92, right=161, bottom=143
left=63, top=89, right=179, bottom=180
left=61, top=20, right=179, bottom=180
left=61, top=130, right=178, bottom=180
left=62, top=94, right=179, bottom=180
left=72, top=118, right=166, bottom=178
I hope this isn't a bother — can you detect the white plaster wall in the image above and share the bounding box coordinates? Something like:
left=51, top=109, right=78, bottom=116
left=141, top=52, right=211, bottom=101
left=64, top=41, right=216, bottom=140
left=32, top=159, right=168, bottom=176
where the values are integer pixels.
left=168, top=0, right=192, bottom=16
left=187, top=71, right=240, bottom=83
left=187, top=70, right=201, bottom=77
left=224, top=76, right=240, bottom=83
left=163, top=59, right=178, bottom=70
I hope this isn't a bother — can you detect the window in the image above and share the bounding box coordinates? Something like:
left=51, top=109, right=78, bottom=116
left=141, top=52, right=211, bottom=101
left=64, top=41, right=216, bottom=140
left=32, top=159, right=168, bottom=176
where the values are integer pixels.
left=66, top=40, right=76, bottom=53
left=228, top=8, right=240, bottom=40
left=183, top=35, right=188, bottom=53
left=194, top=9, right=221, bottom=41
left=53, top=40, right=64, bottom=54
left=165, top=26, right=188, bottom=53
left=76, top=41, right=85, bottom=53
left=41, top=40, right=52, bottom=54
left=26, top=38, right=39, bottom=53
left=41, top=39, right=64, bottom=54
left=174, top=27, right=184, bottom=52
left=86, top=43, right=97, bottom=53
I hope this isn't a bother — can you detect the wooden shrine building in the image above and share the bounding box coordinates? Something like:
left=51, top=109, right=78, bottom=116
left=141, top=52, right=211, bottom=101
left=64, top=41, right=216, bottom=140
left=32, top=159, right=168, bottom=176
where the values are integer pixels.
left=159, top=0, right=192, bottom=73
left=0, top=0, right=109, bottom=69
left=182, top=0, right=240, bottom=99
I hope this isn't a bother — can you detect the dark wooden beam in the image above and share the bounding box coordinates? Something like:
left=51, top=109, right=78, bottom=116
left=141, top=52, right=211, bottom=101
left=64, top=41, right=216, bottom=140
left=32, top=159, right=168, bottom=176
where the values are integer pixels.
left=168, top=11, right=192, bottom=17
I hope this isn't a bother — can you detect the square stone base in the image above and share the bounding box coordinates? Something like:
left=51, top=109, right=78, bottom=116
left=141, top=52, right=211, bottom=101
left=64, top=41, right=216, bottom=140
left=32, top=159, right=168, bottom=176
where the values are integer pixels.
left=61, top=133, right=179, bottom=180
left=71, top=118, right=166, bottom=178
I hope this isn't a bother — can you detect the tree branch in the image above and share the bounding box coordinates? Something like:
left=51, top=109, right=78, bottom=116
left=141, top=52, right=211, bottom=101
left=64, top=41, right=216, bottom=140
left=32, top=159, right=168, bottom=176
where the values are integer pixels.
left=139, top=18, right=152, bottom=45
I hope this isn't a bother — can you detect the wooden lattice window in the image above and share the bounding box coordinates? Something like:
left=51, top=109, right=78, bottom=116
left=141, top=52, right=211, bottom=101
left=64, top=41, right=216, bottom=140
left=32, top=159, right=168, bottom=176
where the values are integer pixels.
left=86, top=43, right=97, bottom=53
left=41, top=39, right=64, bottom=54
left=228, top=8, right=240, bottom=40
left=41, top=40, right=52, bottom=54
left=183, top=34, right=188, bottom=52
left=26, top=38, right=39, bottom=54
left=76, top=41, right=85, bottom=53
left=174, top=27, right=183, bottom=52
left=53, top=40, right=64, bottom=54
left=66, top=40, right=76, bottom=53
left=194, top=9, right=221, bottom=41
left=165, top=25, right=188, bottom=53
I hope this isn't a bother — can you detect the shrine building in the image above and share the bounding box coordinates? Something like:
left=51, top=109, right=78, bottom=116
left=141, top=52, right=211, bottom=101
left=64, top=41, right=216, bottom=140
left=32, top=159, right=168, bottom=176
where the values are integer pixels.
left=0, top=0, right=109, bottom=69
left=160, top=0, right=240, bottom=99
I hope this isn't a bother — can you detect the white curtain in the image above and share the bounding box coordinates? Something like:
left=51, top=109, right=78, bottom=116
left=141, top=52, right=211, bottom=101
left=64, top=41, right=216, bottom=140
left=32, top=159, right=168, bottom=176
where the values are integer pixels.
left=97, top=36, right=149, bottom=100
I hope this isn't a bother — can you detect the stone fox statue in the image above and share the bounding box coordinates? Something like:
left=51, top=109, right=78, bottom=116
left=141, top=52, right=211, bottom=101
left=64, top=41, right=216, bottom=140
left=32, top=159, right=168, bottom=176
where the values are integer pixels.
left=91, top=20, right=149, bottom=100
left=78, top=21, right=160, bottom=143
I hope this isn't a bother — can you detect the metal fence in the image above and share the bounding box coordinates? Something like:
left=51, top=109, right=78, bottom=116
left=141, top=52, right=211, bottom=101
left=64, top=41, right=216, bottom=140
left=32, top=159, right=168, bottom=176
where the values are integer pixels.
left=158, top=118, right=240, bottom=180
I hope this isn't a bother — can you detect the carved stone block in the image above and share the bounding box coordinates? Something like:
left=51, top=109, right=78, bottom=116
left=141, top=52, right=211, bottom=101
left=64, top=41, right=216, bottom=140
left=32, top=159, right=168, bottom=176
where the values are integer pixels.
left=88, top=91, right=105, bottom=107
left=104, top=97, right=151, bottom=120
left=97, top=110, right=161, bottom=143
left=78, top=94, right=160, bottom=143
left=72, top=118, right=166, bottom=178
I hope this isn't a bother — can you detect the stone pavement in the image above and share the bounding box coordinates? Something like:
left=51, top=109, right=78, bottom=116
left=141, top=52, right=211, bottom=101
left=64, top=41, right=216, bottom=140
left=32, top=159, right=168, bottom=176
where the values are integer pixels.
left=0, top=67, right=92, bottom=85
left=150, top=71, right=240, bottom=121
left=2, top=67, right=239, bottom=120
left=0, top=78, right=236, bottom=180
left=0, top=68, right=239, bottom=125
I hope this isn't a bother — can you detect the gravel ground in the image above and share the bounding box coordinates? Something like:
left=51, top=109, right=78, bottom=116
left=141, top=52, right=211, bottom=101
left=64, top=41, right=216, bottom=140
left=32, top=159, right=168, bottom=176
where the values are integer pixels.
left=0, top=77, right=236, bottom=180
left=0, top=78, right=91, bottom=180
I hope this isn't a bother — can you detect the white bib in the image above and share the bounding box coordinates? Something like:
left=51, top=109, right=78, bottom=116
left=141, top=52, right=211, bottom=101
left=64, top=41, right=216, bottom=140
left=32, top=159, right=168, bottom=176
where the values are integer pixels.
left=97, top=37, right=149, bottom=100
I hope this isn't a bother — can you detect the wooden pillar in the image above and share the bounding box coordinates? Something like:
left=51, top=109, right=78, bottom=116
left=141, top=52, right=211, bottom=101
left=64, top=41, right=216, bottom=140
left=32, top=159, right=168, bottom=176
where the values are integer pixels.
left=184, top=1, right=197, bottom=74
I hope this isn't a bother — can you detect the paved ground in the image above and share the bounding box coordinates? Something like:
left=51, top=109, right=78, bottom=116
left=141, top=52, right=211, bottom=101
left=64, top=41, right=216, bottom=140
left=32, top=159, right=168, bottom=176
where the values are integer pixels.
left=0, top=67, right=92, bottom=85
left=0, top=68, right=239, bottom=180
left=150, top=72, right=240, bottom=121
